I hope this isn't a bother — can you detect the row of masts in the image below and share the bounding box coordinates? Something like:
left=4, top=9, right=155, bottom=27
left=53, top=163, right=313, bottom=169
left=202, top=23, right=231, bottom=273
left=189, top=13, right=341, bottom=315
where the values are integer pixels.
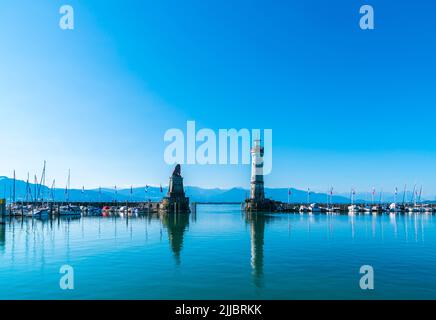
left=284, top=184, right=430, bottom=207
left=5, top=162, right=71, bottom=205
left=4, top=162, right=150, bottom=205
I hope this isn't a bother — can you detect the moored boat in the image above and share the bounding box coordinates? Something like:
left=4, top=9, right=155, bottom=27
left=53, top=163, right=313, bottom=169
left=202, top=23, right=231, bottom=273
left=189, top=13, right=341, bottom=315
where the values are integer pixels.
left=59, top=205, right=81, bottom=216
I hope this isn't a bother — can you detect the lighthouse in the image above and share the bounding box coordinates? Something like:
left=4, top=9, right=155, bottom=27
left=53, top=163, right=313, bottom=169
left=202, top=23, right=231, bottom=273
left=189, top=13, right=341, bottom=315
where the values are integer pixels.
left=250, top=139, right=265, bottom=201
left=246, top=139, right=277, bottom=212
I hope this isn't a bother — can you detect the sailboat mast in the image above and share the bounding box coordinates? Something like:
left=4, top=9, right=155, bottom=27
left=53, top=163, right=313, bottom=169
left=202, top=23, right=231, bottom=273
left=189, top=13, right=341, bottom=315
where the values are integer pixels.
left=330, top=187, right=333, bottom=206
left=51, top=179, right=56, bottom=202
left=66, top=169, right=71, bottom=203
left=402, top=184, right=407, bottom=205
left=34, top=175, right=38, bottom=202
left=25, top=173, right=30, bottom=203
left=418, top=186, right=423, bottom=204
left=37, top=161, right=46, bottom=203
left=42, top=161, right=46, bottom=203
left=13, top=170, right=16, bottom=204
left=412, top=184, right=417, bottom=206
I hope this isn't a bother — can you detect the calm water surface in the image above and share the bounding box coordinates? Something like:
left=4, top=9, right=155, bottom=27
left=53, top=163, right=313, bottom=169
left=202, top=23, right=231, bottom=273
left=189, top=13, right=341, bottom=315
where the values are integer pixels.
left=1, top=204, right=436, bottom=299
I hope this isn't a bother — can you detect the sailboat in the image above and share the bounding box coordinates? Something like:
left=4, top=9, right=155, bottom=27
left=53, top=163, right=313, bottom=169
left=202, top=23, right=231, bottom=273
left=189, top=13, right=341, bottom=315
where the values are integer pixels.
left=372, top=189, right=387, bottom=214
left=359, top=193, right=371, bottom=213
left=370, top=188, right=380, bottom=214
left=59, top=169, right=81, bottom=216
left=59, top=204, right=81, bottom=215
left=348, top=188, right=359, bottom=214
left=27, top=207, right=49, bottom=218
left=299, top=188, right=310, bottom=213
left=395, top=184, right=408, bottom=213
left=308, top=203, right=321, bottom=213
left=25, top=161, right=50, bottom=218
left=407, top=185, right=420, bottom=213
left=416, top=186, right=432, bottom=213
left=325, top=187, right=340, bottom=213
left=389, top=187, right=400, bottom=213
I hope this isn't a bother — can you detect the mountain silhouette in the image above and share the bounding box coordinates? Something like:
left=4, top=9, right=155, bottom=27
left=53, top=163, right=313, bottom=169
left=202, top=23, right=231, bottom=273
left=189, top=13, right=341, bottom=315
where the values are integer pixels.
left=0, top=176, right=356, bottom=203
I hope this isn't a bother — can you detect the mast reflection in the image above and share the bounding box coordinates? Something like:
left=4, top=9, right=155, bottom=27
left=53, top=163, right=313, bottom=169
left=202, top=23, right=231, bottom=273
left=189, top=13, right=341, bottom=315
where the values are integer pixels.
left=0, top=223, right=5, bottom=253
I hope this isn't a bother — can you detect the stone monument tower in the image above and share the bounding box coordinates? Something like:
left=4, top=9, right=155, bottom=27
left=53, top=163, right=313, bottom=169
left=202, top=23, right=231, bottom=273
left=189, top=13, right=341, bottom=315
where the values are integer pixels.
left=160, top=164, right=190, bottom=214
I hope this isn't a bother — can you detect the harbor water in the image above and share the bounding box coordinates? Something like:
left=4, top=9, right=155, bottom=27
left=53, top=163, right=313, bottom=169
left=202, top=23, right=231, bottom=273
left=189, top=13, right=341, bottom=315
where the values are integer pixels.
left=1, top=204, right=436, bottom=299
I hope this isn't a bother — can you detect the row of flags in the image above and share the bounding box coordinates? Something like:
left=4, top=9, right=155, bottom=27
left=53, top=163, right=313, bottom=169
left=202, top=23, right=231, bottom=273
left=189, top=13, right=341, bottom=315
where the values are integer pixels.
left=76, top=184, right=165, bottom=195
left=64, top=184, right=414, bottom=201
left=287, top=187, right=335, bottom=196
left=286, top=186, right=405, bottom=198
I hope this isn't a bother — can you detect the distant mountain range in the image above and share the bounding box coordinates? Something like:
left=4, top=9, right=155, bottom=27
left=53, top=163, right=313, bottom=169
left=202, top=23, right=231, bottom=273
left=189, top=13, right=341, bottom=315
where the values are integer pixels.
left=0, top=176, right=432, bottom=204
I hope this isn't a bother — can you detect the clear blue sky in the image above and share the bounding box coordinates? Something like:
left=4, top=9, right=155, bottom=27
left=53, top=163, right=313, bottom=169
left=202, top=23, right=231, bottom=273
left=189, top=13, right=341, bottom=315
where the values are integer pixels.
left=0, top=1, right=435, bottom=197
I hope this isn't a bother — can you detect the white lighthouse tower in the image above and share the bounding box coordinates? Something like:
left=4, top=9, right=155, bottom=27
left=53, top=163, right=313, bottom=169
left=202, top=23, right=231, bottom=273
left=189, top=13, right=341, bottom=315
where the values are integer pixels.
left=246, top=138, right=276, bottom=212
left=250, top=139, right=265, bottom=201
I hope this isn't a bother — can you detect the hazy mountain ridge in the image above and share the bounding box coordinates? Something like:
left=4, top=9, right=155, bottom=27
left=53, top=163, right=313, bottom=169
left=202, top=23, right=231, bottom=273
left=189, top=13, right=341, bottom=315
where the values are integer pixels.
left=0, top=177, right=432, bottom=203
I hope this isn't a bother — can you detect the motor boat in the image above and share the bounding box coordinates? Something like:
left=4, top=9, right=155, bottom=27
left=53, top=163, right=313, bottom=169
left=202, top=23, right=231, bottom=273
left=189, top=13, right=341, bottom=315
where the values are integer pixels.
left=388, top=203, right=400, bottom=213
left=308, top=203, right=321, bottom=213
left=87, top=206, right=102, bottom=216
left=407, top=205, right=420, bottom=214
left=299, top=205, right=308, bottom=213
left=59, top=205, right=82, bottom=216
left=26, top=207, right=49, bottom=218
left=348, top=205, right=359, bottom=213
left=359, top=205, right=371, bottom=214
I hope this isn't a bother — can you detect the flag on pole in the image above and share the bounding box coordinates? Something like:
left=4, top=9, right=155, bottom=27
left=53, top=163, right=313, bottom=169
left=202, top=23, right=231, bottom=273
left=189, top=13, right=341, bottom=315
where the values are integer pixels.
left=287, top=187, right=291, bottom=204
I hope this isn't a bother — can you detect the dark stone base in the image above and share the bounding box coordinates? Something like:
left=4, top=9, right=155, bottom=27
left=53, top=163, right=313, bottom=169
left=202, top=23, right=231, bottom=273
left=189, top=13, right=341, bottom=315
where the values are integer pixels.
left=159, top=196, right=191, bottom=214
left=245, top=198, right=280, bottom=212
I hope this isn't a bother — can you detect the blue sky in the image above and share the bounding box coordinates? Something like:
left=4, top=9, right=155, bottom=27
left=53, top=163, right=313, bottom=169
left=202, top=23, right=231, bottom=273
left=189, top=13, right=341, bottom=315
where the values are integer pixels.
left=0, top=1, right=435, bottom=196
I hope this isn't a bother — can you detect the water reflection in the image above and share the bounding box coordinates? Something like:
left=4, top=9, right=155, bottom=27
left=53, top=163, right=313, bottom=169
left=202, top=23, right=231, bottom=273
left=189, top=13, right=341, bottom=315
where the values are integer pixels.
left=1, top=210, right=434, bottom=291
left=245, top=212, right=275, bottom=288
left=0, top=223, right=5, bottom=253
left=161, top=213, right=190, bottom=265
